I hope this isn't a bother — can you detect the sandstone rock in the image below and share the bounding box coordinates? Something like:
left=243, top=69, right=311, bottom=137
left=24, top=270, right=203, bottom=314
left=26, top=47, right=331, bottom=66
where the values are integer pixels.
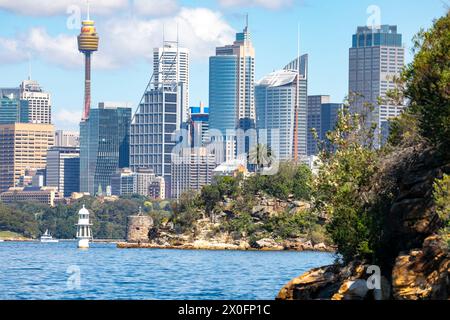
left=392, top=235, right=449, bottom=300
left=331, top=279, right=369, bottom=300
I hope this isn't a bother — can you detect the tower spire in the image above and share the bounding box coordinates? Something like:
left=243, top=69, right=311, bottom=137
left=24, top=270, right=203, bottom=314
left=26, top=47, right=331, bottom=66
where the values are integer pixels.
left=87, top=0, right=90, bottom=20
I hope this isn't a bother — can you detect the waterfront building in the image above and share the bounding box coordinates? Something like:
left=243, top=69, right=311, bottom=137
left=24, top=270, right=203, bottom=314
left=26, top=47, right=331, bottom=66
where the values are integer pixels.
left=209, top=21, right=255, bottom=161
left=349, top=25, right=405, bottom=146
left=46, top=146, right=80, bottom=197
left=0, top=186, right=61, bottom=206
left=55, top=130, right=80, bottom=147
left=255, top=56, right=308, bottom=161
left=79, top=103, right=131, bottom=195
left=19, top=79, right=51, bottom=124
left=171, top=147, right=216, bottom=199
left=0, top=123, right=54, bottom=193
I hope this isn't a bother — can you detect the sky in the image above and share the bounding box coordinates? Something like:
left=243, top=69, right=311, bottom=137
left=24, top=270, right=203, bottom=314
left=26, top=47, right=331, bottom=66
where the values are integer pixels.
left=0, top=0, right=448, bottom=131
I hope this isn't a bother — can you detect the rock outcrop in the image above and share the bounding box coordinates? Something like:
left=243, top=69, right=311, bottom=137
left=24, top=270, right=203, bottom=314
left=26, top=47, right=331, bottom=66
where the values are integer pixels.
left=392, top=235, right=449, bottom=300
left=278, top=146, right=450, bottom=300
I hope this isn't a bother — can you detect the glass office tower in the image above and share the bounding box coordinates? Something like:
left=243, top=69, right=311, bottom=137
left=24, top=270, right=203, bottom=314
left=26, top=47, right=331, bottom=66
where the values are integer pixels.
left=79, top=103, right=131, bottom=195
left=349, top=25, right=405, bottom=146
left=0, top=88, right=29, bottom=124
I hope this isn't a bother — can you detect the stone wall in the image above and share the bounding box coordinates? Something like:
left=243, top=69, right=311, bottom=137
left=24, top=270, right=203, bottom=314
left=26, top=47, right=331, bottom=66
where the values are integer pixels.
left=127, top=215, right=153, bottom=243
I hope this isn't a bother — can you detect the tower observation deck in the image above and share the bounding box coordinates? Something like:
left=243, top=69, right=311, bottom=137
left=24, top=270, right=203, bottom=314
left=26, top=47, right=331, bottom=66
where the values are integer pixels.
left=78, top=1, right=99, bottom=121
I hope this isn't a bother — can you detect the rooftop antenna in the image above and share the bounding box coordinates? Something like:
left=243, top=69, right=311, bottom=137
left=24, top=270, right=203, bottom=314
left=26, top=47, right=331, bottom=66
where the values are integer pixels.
left=245, top=13, right=249, bottom=30
left=293, top=22, right=301, bottom=162
left=86, top=0, right=91, bottom=20
left=27, top=52, right=32, bottom=80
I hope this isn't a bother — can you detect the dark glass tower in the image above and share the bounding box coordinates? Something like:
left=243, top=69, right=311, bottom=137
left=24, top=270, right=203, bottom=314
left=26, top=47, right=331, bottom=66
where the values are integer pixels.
left=80, top=103, right=131, bottom=195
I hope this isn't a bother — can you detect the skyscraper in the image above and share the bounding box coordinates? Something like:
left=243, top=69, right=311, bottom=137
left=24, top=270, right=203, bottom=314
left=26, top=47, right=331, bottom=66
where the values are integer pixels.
left=130, top=85, right=184, bottom=198
left=78, top=2, right=99, bottom=121
left=189, top=104, right=209, bottom=148
left=153, top=43, right=189, bottom=123
left=307, top=95, right=330, bottom=156
left=209, top=21, right=255, bottom=161
left=0, top=123, right=54, bottom=193
left=349, top=25, right=405, bottom=146
left=130, top=39, right=187, bottom=198
left=0, top=89, right=29, bottom=124
left=19, top=79, right=51, bottom=124
left=255, top=56, right=308, bottom=161
left=79, top=103, right=131, bottom=195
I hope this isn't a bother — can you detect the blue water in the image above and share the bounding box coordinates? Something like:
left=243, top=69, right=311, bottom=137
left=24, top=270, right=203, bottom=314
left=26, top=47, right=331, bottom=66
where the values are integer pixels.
left=0, top=241, right=334, bottom=300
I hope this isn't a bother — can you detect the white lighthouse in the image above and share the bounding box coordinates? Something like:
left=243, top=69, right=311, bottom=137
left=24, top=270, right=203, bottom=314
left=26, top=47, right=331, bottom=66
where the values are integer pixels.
left=76, top=205, right=93, bottom=248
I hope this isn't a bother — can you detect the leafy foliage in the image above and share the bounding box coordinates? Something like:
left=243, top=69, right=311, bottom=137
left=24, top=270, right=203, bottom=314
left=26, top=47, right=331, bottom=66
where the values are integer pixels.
left=402, top=12, right=450, bottom=153
left=314, top=96, right=381, bottom=263
left=433, top=174, right=450, bottom=247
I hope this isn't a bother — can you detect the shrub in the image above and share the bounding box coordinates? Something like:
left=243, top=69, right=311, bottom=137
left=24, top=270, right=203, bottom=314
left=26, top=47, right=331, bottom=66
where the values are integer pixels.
left=433, top=174, right=450, bottom=247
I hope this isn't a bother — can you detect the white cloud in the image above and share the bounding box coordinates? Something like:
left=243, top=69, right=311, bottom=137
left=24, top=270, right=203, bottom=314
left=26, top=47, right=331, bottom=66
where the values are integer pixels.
left=53, top=109, right=82, bottom=125
left=132, top=0, right=179, bottom=17
left=0, top=7, right=235, bottom=70
left=0, top=0, right=128, bottom=16
left=219, top=0, right=293, bottom=10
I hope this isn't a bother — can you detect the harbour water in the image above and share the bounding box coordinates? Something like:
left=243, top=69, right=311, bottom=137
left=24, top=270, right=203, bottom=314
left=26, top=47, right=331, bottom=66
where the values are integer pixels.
left=0, top=241, right=334, bottom=300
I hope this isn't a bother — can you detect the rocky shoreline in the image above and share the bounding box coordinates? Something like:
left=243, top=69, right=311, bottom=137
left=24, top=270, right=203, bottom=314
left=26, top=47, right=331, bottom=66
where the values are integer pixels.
left=117, top=239, right=334, bottom=252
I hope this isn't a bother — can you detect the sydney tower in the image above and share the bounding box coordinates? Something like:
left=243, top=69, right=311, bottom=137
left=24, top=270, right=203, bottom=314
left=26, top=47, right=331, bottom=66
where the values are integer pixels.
left=78, top=3, right=99, bottom=121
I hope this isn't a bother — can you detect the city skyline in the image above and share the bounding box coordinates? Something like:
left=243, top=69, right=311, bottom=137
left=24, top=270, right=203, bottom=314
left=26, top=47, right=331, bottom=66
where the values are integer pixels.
left=0, top=0, right=446, bottom=131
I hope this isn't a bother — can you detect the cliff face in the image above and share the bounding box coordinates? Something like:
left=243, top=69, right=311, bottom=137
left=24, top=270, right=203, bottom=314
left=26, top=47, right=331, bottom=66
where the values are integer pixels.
left=278, top=146, right=450, bottom=300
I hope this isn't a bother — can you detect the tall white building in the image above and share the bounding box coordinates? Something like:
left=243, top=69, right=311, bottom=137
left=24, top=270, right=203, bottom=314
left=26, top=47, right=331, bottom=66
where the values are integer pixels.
left=153, top=43, right=189, bottom=123
left=349, top=25, right=405, bottom=146
left=255, top=61, right=308, bottom=161
left=20, top=79, right=51, bottom=124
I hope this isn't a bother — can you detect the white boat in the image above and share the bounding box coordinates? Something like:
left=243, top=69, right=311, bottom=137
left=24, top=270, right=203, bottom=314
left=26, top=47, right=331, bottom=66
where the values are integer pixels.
left=40, top=230, right=59, bottom=243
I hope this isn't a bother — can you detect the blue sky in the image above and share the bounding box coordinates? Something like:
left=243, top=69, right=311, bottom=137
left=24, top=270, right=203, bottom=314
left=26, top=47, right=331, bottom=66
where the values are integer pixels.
left=0, top=0, right=447, bottom=130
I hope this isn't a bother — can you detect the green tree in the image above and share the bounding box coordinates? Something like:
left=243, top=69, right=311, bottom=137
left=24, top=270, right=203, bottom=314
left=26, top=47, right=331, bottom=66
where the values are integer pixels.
left=402, top=12, right=450, bottom=153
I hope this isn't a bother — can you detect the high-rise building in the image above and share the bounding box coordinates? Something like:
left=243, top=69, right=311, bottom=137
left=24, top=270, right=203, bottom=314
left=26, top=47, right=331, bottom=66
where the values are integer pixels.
left=0, top=123, right=54, bottom=193
left=46, top=146, right=80, bottom=197
left=349, top=25, right=405, bottom=146
left=0, top=89, right=29, bottom=124
left=131, top=39, right=186, bottom=199
left=171, top=147, right=216, bottom=199
left=19, top=79, right=51, bottom=124
left=78, top=2, right=99, bottom=121
left=307, top=95, right=330, bottom=155
left=130, top=85, right=184, bottom=198
left=189, top=104, right=209, bottom=147
left=209, top=22, right=255, bottom=161
left=79, top=103, right=131, bottom=195
left=55, top=130, right=80, bottom=147
left=307, top=96, right=344, bottom=155
left=153, top=43, right=189, bottom=123
left=320, top=102, right=343, bottom=151
left=255, top=56, right=308, bottom=161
